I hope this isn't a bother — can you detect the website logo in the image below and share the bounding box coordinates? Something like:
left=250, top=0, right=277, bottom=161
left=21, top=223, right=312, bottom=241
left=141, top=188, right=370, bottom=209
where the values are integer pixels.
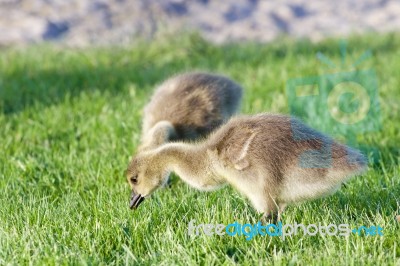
left=188, top=220, right=384, bottom=241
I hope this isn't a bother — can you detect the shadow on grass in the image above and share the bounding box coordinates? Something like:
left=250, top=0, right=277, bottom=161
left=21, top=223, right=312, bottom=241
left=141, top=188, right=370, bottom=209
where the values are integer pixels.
left=0, top=58, right=175, bottom=114
left=0, top=35, right=225, bottom=114
left=1, top=33, right=399, bottom=115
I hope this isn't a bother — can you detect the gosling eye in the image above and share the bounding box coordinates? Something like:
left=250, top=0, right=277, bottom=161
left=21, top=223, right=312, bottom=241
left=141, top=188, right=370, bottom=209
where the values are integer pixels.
left=130, top=176, right=138, bottom=184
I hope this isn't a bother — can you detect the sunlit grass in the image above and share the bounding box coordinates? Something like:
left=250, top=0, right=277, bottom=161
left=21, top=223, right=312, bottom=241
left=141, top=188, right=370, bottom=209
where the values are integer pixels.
left=0, top=33, right=399, bottom=265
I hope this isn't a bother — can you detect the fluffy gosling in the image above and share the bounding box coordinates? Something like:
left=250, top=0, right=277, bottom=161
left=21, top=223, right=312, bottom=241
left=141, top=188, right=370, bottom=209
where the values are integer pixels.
left=138, top=71, right=243, bottom=151
left=126, top=113, right=367, bottom=219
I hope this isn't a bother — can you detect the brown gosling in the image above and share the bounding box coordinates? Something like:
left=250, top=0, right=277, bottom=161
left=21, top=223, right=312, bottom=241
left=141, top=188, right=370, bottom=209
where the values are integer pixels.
left=138, top=71, right=243, bottom=151
left=126, top=113, right=367, bottom=220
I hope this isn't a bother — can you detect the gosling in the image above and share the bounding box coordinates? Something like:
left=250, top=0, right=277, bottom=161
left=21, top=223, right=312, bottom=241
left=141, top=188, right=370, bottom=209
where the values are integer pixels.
left=138, top=71, right=243, bottom=151
left=126, top=113, right=367, bottom=220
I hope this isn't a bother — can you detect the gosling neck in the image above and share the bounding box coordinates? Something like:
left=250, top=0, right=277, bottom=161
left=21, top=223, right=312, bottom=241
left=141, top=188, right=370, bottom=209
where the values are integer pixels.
left=152, top=142, right=208, bottom=177
left=139, top=121, right=177, bottom=151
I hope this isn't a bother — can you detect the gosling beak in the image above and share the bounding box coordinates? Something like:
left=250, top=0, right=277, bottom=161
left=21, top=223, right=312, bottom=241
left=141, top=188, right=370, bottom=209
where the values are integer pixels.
left=129, top=190, right=145, bottom=210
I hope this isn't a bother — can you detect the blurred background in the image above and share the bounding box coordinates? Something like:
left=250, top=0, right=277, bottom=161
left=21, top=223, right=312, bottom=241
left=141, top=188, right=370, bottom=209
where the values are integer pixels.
left=1, top=0, right=400, bottom=46
left=1, top=1, right=399, bottom=264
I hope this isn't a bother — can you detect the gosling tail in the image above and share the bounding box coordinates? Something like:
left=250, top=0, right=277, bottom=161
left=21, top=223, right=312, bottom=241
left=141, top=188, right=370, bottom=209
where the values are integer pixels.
left=332, top=143, right=368, bottom=176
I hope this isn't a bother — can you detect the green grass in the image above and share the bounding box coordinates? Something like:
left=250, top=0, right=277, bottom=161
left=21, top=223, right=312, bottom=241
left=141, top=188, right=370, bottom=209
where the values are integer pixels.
left=0, top=33, right=399, bottom=265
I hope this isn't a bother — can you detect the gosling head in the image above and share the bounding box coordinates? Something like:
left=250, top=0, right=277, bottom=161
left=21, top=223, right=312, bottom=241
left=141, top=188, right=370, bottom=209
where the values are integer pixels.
left=125, top=153, right=168, bottom=210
